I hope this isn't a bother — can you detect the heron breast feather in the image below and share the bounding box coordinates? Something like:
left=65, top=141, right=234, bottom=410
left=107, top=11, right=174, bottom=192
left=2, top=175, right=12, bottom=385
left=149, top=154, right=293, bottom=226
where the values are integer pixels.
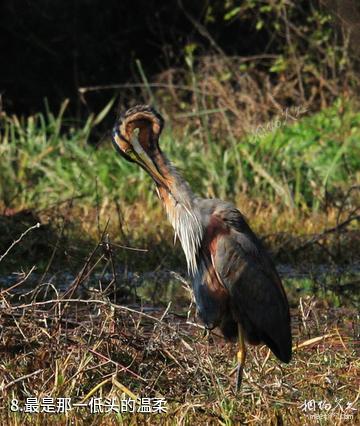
left=205, top=215, right=230, bottom=253
left=203, top=215, right=231, bottom=291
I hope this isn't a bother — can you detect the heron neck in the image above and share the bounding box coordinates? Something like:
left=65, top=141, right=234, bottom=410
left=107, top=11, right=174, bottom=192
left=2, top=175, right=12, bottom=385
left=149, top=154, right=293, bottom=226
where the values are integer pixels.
left=154, top=153, right=203, bottom=275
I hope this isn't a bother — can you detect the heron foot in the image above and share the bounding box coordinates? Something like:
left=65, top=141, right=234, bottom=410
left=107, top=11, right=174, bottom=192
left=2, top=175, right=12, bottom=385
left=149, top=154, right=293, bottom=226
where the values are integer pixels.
left=203, top=327, right=210, bottom=338
left=235, top=324, right=246, bottom=392
left=235, top=359, right=244, bottom=392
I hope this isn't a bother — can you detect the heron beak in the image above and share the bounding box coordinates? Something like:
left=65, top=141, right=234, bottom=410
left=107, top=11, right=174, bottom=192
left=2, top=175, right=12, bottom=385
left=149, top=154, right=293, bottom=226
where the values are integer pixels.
left=131, top=131, right=168, bottom=188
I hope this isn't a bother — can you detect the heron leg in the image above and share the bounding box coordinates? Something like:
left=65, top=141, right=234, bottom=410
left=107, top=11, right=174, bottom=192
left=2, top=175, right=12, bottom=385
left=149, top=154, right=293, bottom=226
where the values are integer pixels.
left=235, top=323, right=246, bottom=392
left=203, top=327, right=210, bottom=338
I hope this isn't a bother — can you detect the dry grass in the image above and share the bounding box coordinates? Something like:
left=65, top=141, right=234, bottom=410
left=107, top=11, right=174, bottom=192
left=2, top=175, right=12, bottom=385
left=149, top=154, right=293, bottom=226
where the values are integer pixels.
left=44, top=191, right=360, bottom=268
left=1, top=190, right=358, bottom=283
left=0, top=280, right=359, bottom=425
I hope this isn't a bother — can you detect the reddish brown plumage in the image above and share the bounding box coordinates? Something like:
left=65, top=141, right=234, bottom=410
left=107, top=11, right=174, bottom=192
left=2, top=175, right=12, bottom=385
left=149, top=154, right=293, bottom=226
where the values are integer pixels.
left=205, top=214, right=230, bottom=256
left=112, top=105, right=292, bottom=377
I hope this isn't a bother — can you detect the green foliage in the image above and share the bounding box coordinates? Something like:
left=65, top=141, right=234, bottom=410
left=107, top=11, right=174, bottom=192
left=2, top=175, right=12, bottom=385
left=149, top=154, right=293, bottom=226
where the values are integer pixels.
left=0, top=100, right=359, bottom=213
left=243, top=100, right=360, bottom=209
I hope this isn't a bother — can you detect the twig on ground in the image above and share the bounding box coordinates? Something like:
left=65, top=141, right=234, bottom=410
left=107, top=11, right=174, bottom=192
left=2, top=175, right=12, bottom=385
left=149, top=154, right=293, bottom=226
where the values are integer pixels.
left=0, top=222, right=40, bottom=263
left=294, top=214, right=360, bottom=254
left=0, top=265, right=36, bottom=295
left=1, top=369, right=43, bottom=391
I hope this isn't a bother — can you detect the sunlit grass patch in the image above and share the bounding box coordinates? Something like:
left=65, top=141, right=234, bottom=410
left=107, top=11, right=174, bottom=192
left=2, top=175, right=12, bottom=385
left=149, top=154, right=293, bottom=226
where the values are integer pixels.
left=1, top=99, right=359, bottom=213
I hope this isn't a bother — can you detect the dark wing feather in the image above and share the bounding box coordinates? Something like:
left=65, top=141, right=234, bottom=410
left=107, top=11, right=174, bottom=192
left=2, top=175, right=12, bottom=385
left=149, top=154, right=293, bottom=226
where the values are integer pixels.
left=212, top=206, right=292, bottom=363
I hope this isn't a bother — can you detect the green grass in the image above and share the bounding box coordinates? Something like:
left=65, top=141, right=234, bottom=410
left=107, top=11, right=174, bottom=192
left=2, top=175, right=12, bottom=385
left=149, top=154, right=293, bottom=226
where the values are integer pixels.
left=1, top=99, right=359, bottom=213
left=0, top=99, right=359, bottom=276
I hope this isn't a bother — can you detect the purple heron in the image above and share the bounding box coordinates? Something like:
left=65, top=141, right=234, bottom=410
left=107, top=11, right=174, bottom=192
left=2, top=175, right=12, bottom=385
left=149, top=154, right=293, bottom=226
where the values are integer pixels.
left=112, top=105, right=292, bottom=390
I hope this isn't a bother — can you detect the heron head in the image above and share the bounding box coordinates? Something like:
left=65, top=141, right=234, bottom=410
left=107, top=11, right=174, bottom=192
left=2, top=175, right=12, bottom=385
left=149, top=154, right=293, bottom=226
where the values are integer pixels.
left=112, top=105, right=167, bottom=186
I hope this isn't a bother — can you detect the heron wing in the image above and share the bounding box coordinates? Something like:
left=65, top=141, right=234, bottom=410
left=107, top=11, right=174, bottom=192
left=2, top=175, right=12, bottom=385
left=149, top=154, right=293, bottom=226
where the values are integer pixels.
left=210, top=205, right=292, bottom=362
